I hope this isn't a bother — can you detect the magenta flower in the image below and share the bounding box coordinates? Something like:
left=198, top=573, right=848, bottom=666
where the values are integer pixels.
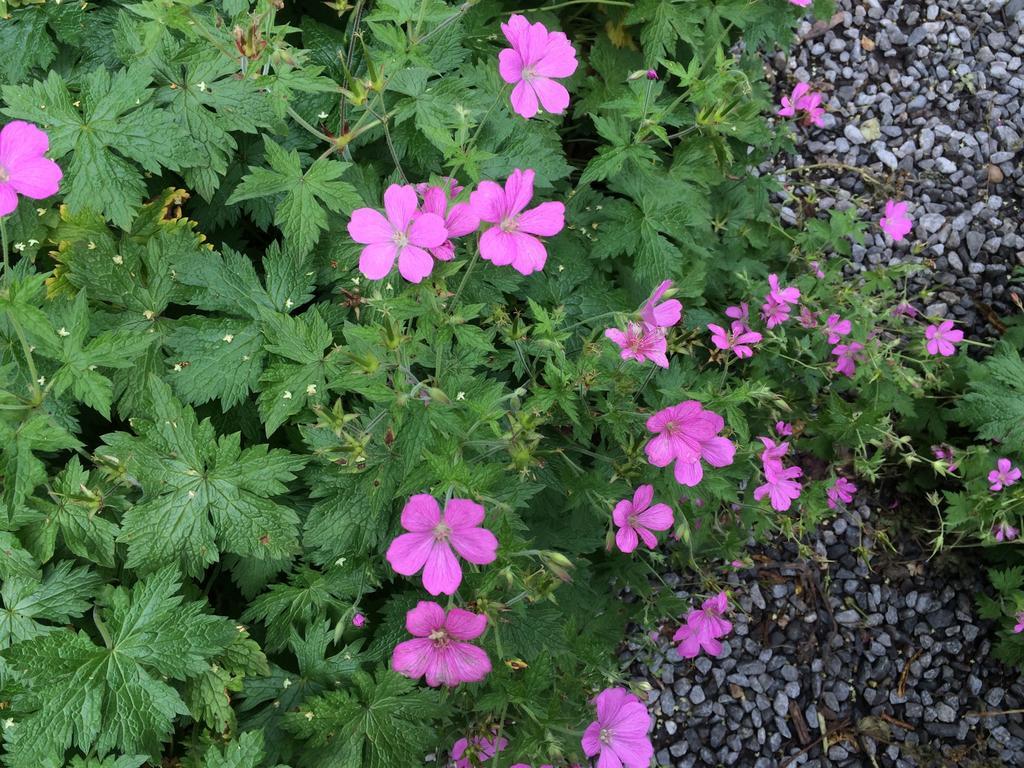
left=352, top=612, right=366, bottom=628
left=825, top=314, right=852, bottom=344
left=993, top=522, right=1019, bottom=542
left=768, top=274, right=800, bottom=305
left=809, top=260, right=825, bottom=279
left=789, top=0, right=812, bottom=6
left=798, top=307, right=818, bottom=329
left=640, top=280, right=682, bottom=330
left=385, top=494, right=498, bottom=595
left=778, top=83, right=824, bottom=126
left=612, top=485, right=674, bottom=553
left=891, top=302, right=919, bottom=319
left=725, top=303, right=750, bottom=324
left=452, top=732, right=508, bottom=767
left=391, top=601, right=491, bottom=687
left=827, top=476, right=857, bottom=509
left=932, top=444, right=959, bottom=472
left=672, top=592, right=733, bottom=658
left=348, top=184, right=448, bottom=283
left=471, top=168, right=564, bottom=275
left=778, top=83, right=811, bottom=118
left=800, top=90, right=826, bottom=127
left=1014, top=612, right=1024, bottom=634
left=880, top=200, right=912, bottom=241
left=989, top=458, right=1021, bottom=492
left=832, top=341, right=864, bottom=377
left=708, top=321, right=763, bottom=359
left=0, top=121, right=63, bottom=217
left=762, top=296, right=793, bottom=328
left=925, top=320, right=963, bottom=357
left=645, top=401, right=736, bottom=487
left=758, top=436, right=790, bottom=471
left=419, top=184, right=479, bottom=262
left=605, top=323, right=669, bottom=368
left=499, top=14, right=578, bottom=120
left=581, top=687, right=654, bottom=768
left=775, top=421, right=794, bottom=437
left=646, top=69, right=659, bottom=80
left=754, top=465, right=803, bottom=511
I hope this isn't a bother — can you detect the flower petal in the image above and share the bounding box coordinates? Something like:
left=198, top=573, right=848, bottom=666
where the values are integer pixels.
left=450, top=527, right=498, bottom=565
left=433, top=641, right=491, bottom=686
left=509, top=79, right=539, bottom=119
left=504, top=169, right=535, bottom=217
left=0, top=121, right=49, bottom=169
left=0, top=184, right=17, bottom=217
left=409, top=211, right=448, bottom=248
left=7, top=157, right=61, bottom=199
left=405, top=600, right=445, bottom=636
left=386, top=531, right=433, bottom=577
left=615, top=525, right=639, bottom=553
left=422, top=540, right=462, bottom=595
left=383, top=184, right=418, bottom=230
left=674, top=459, right=704, bottom=487
left=443, top=607, right=488, bottom=640
left=509, top=232, right=547, bottom=274
left=444, top=498, right=485, bottom=528
left=498, top=47, right=524, bottom=85
left=348, top=207, right=394, bottom=244
left=469, top=181, right=507, bottom=223
left=358, top=242, right=398, bottom=280
left=397, top=245, right=435, bottom=283
left=392, top=637, right=434, bottom=681
left=531, top=76, right=571, bottom=115
left=445, top=201, right=480, bottom=237
left=479, top=226, right=517, bottom=266
left=516, top=201, right=565, bottom=237
left=635, top=502, right=673, bottom=532
left=401, top=493, right=441, bottom=531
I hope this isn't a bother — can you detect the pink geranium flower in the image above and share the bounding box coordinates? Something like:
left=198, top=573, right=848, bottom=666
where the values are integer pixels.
left=391, top=601, right=491, bottom=687
left=809, top=260, right=825, bottom=279
left=880, top=200, right=913, bottom=241
left=789, top=0, right=812, bottom=6
left=471, top=168, right=564, bottom=275
left=932, top=444, right=959, bottom=472
left=385, top=494, right=498, bottom=595
left=993, top=522, right=1019, bottom=542
left=605, top=323, right=669, bottom=368
left=825, top=314, right=852, bottom=344
left=499, top=14, right=578, bottom=119
left=778, top=83, right=811, bottom=118
left=989, top=458, right=1021, bottom=492
left=775, top=421, right=794, bottom=436
left=758, top=436, right=790, bottom=472
left=645, top=401, right=735, bottom=486
left=761, top=296, right=793, bottom=328
left=725, top=303, right=750, bottom=324
left=640, top=280, right=682, bottom=330
left=768, top=274, right=800, bottom=304
left=798, top=307, right=819, bottom=328
left=352, top=612, right=366, bottom=628
left=419, top=184, right=479, bottom=262
left=452, top=732, right=508, bottom=767
left=581, top=687, right=654, bottom=768
left=673, top=592, right=732, bottom=658
left=612, top=485, right=674, bottom=553
left=708, top=321, right=763, bottom=359
left=778, top=83, right=824, bottom=126
left=1014, top=612, right=1024, bottom=634
left=0, top=121, right=63, bottom=217
left=925, top=320, right=963, bottom=357
left=348, top=184, right=448, bottom=283
left=832, top=341, right=864, bottom=377
left=827, top=476, right=857, bottom=509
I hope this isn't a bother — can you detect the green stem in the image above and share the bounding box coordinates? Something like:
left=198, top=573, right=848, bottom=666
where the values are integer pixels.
left=524, top=0, right=631, bottom=9
left=0, top=215, right=9, bottom=284
left=416, top=0, right=473, bottom=44
left=367, top=102, right=407, bottom=182
left=8, top=313, right=42, bottom=402
left=449, top=243, right=480, bottom=313
left=286, top=105, right=334, bottom=144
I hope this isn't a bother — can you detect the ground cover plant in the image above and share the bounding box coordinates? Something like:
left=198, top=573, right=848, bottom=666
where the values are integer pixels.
left=0, top=0, right=1022, bottom=766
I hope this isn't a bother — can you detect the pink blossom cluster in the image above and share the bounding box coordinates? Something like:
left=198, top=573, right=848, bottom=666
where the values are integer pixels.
left=993, top=522, right=1019, bottom=542
left=753, top=437, right=803, bottom=512
left=645, top=401, right=736, bottom=487
left=348, top=169, right=564, bottom=283
left=673, top=592, right=733, bottom=658
left=777, top=83, right=825, bottom=127
left=605, top=280, right=682, bottom=368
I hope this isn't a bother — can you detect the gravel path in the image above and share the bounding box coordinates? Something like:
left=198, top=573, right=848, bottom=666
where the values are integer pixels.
left=768, top=0, right=1024, bottom=339
left=629, top=503, right=1024, bottom=767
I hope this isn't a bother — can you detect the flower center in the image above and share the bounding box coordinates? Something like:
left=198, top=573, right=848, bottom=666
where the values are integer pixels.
left=499, top=215, right=518, bottom=233
left=432, top=522, right=451, bottom=542
left=599, top=727, right=613, bottom=744
left=627, top=513, right=638, bottom=527
left=663, top=421, right=677, bottom=436
left=428, top=628, right=450, bottom=648
left=392, top=229, right=410, bottom=249
left=521, top=66, right=536, bottom=82
left=0, top=164, right=7, bottom=183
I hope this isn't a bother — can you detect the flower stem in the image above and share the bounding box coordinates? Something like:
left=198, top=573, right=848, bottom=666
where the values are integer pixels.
left=0, top=215, right=9, bottom=285
left=449, top=243, right=481, bottom=313
left=286, top=105, right=334, bottom=144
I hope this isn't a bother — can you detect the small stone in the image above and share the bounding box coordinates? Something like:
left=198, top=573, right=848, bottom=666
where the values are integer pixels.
left=988, top=164, right=1005, bottom=183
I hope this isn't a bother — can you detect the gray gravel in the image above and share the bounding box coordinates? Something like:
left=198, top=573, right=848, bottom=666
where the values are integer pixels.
left=767, top=0, right=1024, bottom=338
left=627, top=502, right=1024, bottom=767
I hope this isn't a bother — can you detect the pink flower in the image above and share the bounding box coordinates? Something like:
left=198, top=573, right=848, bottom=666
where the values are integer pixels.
left=798, top=307, right=819, bottom=328
left=778, top=83, right=811, bottom=118
left=989, top=458, right=1021, bottom=492
left=471, top=168, right=564, bottom=275
left=768, top=274, right=800, bottom=305
left=758, top=436, right=791, bottom=472
left=800, top=90, right=826, bottom=127
left=775, top=421, right=794, bottom=436
left=891, top=302, right=919, bottom=318
left=993, top=522, right=1019, bottom=542
left=762, top=296, right=793, bottom=328
left=827, top=476, right=857, bottom=509
left=646, top=69, right=659, bottom=80
left=0, top=121, right=63, bottom=217
left=789, top=0, right=812, bottom=6
left=754, top=465, right=803, bottom=511
left=452, top=732, right=508, bottom=767
left=708, top=321, right=763, bottom=359
left=645, top=401, right=736, bottom=487
left=825, top=314, right=852, bottom=344
left=925, top=320, right=963, bottom=357
left=612, top=485, right=674, bottom=553
left=880, top=200, right=913, bottom=241
left=831, top=341, right=864, bottom=377
left=605, top=323, right=669, bottom=368
left=1014, top=612, right=1024, bottom=634
left=392, top=601, right=491, bottom=687
left=352, top=612, right=366, bottom=628
left=348, top=184, right=448, bottom=283
left=672, top=592, right=732, bottom=658
left=932, top=444, right=959, bottom=472
left=499, top=14, right=578, bottom=119
left=809, top=260, right=825, bottom=279
left=725, top=303, right=750, bottom=324
left=640, top=280, right=682, bottom=330
left=385, top=494, right=498, bottom=595
left=419, top=184, right=480, bottom=262
left=581, top=687, right=654, bottom=768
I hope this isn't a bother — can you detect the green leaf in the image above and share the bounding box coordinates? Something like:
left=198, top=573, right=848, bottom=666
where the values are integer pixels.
left=1, top=568, right=235, bottom=766
left=2, top=66, right=196, bottom=228
left=98, top=376, right=307, bottom=576
left=227, top=137, right=361, bottom=254
left=954, top=342, right=1024, bottom=452
left=0, top=6, right=56, bottom=85
left=0, top=561, right=100, bottom=648
left=202, top=731, right=272, bottom=768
